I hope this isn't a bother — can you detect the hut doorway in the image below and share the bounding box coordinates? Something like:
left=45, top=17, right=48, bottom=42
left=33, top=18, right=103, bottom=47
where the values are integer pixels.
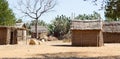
left=10, top=30, right=18, bottom=44
left=10, top=32, right=13, bottom=44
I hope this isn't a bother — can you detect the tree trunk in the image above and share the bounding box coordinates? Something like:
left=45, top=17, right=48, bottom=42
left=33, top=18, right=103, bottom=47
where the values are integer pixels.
left=35, top=19, right=38, bottom=39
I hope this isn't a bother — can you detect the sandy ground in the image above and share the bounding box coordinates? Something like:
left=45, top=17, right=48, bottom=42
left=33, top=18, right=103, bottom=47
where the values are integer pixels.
left=0, top=40, right=120, bottom=59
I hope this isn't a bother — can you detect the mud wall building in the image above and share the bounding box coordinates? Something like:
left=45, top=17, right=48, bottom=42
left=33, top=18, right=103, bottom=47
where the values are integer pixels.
left=71, top=20, right=104, bottom=47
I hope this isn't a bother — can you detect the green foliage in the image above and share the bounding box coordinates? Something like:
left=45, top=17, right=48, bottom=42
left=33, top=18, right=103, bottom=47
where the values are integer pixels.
left=105, top=0, right=120, bottom=21
left=84, top=0, right=120, bottom=21
left=47, top=24, right=54, bottom=35
left=0, top=0, right=16, bottom=26
left=75, top=11, right=101, bottom=20
left=48, top=15, right=71, bottom=39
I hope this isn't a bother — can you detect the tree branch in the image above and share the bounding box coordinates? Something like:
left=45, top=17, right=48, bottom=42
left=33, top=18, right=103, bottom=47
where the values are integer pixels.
left=24, top=12, right=36, bottom=19
left=37, top=0, right=56, bottom=18
left=36, top=0, right=44, bottom=13
left=17, top=0, right=56, bottom=20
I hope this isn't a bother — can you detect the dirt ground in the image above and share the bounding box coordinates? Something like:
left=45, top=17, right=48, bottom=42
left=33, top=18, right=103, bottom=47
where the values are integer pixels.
left=0, top=40, right=120, bottom=59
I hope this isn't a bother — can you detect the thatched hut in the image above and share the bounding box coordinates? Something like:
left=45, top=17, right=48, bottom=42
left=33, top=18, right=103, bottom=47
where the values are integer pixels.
left=71, top=20, right=103, bottom=47
left=15, top=23, right=27, bottom=41
left=0, top=27, right=10, bottom=45
left=0, top=23, right=27, bottom=45
left=31, top=26, right=48, bottom=38
left=0, top=27, right=17, bottom=45
left=103, top=21, right=120, bottom=43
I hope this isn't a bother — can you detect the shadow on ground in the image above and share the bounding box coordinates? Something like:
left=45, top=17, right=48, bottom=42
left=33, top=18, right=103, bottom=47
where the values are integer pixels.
left=51, top=45, right=101, bottom=47
left=52, top=44, right=73, bottom=47
left=2, top=52, right=120, bottom=59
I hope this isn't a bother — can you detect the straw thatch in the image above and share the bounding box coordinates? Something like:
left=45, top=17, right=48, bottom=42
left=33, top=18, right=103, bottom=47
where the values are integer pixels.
left=31, top=26, right=48, bottom=33
left=31, top=26, right=48, bottom=38
left=103, top=21, right=120, bottom=43
left=15, top=23, right=27, bottom=41
left=103, top=21, right=120, bottom=33
left=71, top=20, right=103, bottom=47
left=15, top=23, right=26, bottom=30
left=71, top=20, right=102, bottom=30
left=38, top=33, right=48, bottom=41
left=29, top=39, right=40, bottom=45
left=0, top=24, right=27, bottom=45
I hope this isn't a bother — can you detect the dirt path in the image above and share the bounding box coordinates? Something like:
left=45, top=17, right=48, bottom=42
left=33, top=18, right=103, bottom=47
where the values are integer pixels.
left=0, top=40, right=120, bottom=59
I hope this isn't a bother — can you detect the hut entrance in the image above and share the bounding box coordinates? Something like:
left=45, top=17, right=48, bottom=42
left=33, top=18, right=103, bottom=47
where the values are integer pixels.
left=10, top=32, right=13, bottom=44
left=0, top=23, right=26, bottom=45
left=10, top=30, right=17, bottom=44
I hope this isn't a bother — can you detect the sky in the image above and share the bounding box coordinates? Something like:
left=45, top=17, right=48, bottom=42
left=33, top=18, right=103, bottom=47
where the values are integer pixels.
left=7, top=0, right=105, bottom=23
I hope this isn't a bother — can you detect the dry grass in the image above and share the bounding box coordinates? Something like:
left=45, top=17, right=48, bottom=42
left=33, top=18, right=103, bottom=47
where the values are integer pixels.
left=63, top=39, right=71, bottom=43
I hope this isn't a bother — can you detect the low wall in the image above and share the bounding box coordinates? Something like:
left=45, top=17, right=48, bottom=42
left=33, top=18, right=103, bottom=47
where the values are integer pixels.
left=72, top=30, right=103, bottom=47
left=103, top=32, right=120, bottom=43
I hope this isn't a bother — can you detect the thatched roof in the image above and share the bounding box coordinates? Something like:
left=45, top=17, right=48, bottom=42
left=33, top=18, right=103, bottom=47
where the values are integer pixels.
left=15, top=23, right=26, bottom=29
left=0, top=23, right=27, bottom=30
left=0, top=26, right=11, bottom=28
left=31, top=26, right=48, bottom=33
left=71, top=20, right=102, bottom=30
left=103, top=21, right=120, bottom=33
left=0, top=26, right=17, bottom=32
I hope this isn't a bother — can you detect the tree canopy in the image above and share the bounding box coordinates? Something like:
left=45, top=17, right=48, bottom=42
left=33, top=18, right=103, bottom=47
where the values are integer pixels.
left=48, top=15, right=70, bottom=39
left=75, top=11, right=101, bottom=20
left=0, top=0, right=16, bottom=26
left=105, top=0, right=120, bottom=21
left=85, top=0, right=120, bottom=21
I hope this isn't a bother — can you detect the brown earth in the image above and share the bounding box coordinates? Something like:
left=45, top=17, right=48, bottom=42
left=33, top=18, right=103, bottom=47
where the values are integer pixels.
left=0, top=40, right=120, bottom=59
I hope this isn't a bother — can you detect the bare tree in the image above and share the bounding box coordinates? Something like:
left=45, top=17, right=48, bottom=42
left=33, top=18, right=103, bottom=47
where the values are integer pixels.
left=17, top=0, right=56, bottom=38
